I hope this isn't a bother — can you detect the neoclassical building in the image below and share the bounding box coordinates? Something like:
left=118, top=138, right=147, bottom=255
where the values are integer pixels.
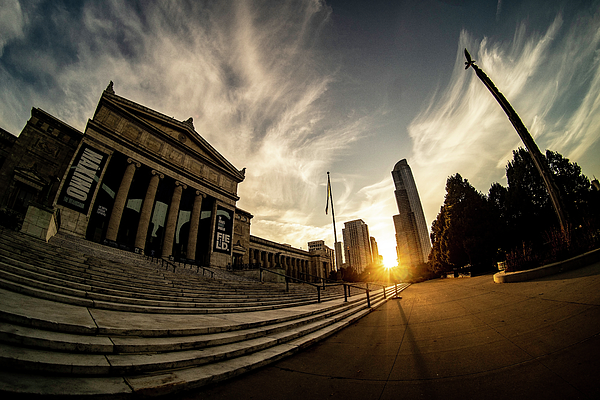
left=0, top=83, right=334, bottom=277
left=50, top=83, right=244, bottom=268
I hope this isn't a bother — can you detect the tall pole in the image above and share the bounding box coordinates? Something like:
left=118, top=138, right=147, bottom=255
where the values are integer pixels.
left=326, top=172, right=339, bottom=270
left=464, top=49, right=568, bottom=232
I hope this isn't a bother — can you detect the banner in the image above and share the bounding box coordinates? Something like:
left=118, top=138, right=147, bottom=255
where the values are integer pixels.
left=58, top=144, right=107, bottom=214
left=213, top=206, right=233, bottom=254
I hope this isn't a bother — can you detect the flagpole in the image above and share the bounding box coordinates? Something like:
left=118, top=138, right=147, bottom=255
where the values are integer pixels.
left=327, top=172, right=338, bottom=270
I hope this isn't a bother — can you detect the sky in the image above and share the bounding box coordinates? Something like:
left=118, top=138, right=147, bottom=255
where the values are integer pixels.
left=1, top=0, right=600, bottom=268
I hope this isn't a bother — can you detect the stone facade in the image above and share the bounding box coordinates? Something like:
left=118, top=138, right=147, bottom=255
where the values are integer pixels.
left=0, top=82, right=333, bottom=275
left=50, top=83, right=246, bottom=268
left=0, top=109, right=83, bottom=216
left=245, top=235, right=333, bottom=282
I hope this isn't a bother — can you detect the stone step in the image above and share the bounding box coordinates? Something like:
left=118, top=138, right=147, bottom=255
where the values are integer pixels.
left=0, top=252, right=327, bottom=301
left=0, top=286, right=392, bottom=338
left=0, top=260, right=330, bottom=307
left=0, top=236, right=330, bottom=297
left=0, top=277, right=333, bottom=314
left=0, top=295, right=359, bottom=354
left=0, top=292, right=388, bottom=377
left=0, top=228, right=410, bottom=398
left=0, top=292, right=395, bottom=398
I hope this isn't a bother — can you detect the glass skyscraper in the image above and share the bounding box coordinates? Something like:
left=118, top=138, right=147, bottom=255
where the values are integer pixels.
left=392, top=159, right=431, bottom=268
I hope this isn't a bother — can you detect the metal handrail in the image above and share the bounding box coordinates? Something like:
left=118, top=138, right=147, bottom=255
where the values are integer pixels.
left=259, top=267, right=322, bottom=303
left=146, top=255, right=215, bottom=279
left=298, top=271, right=337, bottom=288
left=259, top=268, right=398, bottom=308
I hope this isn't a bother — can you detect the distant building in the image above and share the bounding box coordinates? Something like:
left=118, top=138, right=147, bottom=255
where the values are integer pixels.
left=308, top=240, right=335, bottom=277
left=342, top=219, right=372, bottom=274
left=370, top=236, right=382, bottom=266
left=334, top=241, right=343, bottom=271
left=391, top=159, right=431, bottom=268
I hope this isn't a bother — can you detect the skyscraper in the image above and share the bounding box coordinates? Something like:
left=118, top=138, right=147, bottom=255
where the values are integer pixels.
left=342, top=219, right=372, bottom=274
left=392, top=159, right=431, bottom=268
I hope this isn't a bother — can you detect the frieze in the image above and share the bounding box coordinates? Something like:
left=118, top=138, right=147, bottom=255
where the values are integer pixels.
left=168, top=147, right=184, bottom=165
left=145, top=136, right=163, bottom=153
left=104, top=112, right=120, bottom=129
left=208, top=170, right=219, bottom=184
left=123, top=124, right=142, bottom=141
left=189, top=160, right=204, bottom=175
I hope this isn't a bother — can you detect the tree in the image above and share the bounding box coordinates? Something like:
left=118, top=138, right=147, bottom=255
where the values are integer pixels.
left=429, top=174, right=498, bottom=275
left=488, top=148, right=600, bottom=269
left=499, top=148, right=596, bottom=250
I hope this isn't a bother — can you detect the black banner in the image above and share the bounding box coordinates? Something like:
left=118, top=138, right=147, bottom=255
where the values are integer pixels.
left=213, top=206, right=233, bottom=254
left=58, top=144, right=107, bottom=214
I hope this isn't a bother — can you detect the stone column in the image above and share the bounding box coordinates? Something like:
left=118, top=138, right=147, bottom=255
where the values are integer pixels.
left=105, top=158, right=140, bottom=242
left=162, top=181, right=186, bottom=259
left=134, top=170, right=163, bottom=252
left=186, top=190, right=205, bottom=261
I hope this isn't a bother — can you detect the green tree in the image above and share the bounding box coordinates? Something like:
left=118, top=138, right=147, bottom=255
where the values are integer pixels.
left=499, top=148, right=596, bottom=250
left=429, top=174, right=498, bottom=275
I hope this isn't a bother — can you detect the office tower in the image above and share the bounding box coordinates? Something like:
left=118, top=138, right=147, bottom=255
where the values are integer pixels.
left=392, top=159, right=431, bottom=268
left=342, top=219, right=372, bottom=274
left=370, top=236, right=383, bottom=266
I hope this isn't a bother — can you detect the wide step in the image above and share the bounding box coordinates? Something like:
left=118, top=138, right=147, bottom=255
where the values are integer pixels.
left=0, top=228, right=410, bottom=397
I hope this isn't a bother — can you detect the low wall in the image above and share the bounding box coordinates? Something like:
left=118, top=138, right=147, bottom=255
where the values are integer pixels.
left=20, top=203, right=59, bottom=242
left=494, top=248, right=600, bottom=283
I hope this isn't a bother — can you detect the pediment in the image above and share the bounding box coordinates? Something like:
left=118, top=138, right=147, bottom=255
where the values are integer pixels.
left=14, top=166, right=48, bottom=190
left=92, top=91, right=245, bottom=184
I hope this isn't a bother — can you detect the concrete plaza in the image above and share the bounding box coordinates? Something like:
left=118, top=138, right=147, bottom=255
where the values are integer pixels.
left=179, top=261, right=600, bottom=400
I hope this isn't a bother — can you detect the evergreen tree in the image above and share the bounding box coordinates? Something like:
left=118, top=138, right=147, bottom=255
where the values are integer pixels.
left=499, top=148, right=596, bottom=250
left=429, top=174, right=498, bottom=274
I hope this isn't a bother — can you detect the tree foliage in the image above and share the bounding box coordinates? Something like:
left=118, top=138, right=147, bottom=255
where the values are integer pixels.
left=428, top=148, right=599, bottom=276
left=429, top=174, right=498, bottom=274
left=498, top=148, right=597, bottom=250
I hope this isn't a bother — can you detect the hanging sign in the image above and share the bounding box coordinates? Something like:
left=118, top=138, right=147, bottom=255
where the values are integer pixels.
left=213, top=206, right=233, bottom=254
left=58, top=144, right=107, bottom=214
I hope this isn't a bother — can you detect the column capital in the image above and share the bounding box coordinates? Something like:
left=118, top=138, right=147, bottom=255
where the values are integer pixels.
left=127, top=158, right=141, bottom=168
left=151, top=170, right=164, bottom=179
left=175, top=181, right=187, bottom=189
left=195, top=190, right=206, bottom=198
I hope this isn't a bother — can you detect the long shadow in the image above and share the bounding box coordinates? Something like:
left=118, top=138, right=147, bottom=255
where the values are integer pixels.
left=380, top=298, right=434, bottom=399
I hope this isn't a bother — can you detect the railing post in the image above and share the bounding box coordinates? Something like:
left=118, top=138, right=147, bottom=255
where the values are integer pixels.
left=260, top=268, right=263, bottom=283
left=366, top=287, right=371, bottom=308
left=317, top=286, right=321, bottom=303
left=395, top=283, right=398, bottom=297
left=383, top=284, right=387, bottom=299
left=344, top=285, right=348, bottom=302
left=285, top=277, right=289, bottom=292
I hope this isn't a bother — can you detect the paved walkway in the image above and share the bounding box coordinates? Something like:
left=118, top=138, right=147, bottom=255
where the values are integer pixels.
left=176, top=262, right=600, bottom=400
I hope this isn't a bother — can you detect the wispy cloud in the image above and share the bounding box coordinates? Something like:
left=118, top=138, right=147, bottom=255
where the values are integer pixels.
left=408, top=10, right=600, bottom=227
left=0, top=0, right=371, bottom=252
left=0, top=0, right=25, bottom=57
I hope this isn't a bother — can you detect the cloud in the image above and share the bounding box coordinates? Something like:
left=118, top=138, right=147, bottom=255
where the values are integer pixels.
left=0, top=0, right=374, bottom=252
left=0, top=0, right=25, bottom=56
left=407, top=9, right=600, bottom=228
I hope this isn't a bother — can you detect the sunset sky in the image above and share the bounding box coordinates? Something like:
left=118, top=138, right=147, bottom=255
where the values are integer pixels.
left=1, top=0, right=599, bottom=267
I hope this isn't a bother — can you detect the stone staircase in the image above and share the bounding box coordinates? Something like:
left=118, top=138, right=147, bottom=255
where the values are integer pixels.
left=0, top=228, right=409, bottom=398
